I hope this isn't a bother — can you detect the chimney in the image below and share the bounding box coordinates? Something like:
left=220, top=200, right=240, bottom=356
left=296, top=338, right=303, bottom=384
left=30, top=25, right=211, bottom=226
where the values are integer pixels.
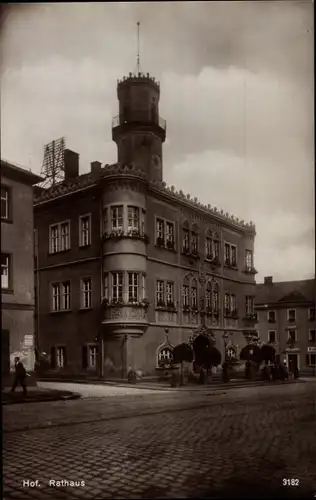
left=264, top=276, right=273, bottom=285
left=91, top=161, right=102, bottom=175
left=64, top=149, right=79, bottom=181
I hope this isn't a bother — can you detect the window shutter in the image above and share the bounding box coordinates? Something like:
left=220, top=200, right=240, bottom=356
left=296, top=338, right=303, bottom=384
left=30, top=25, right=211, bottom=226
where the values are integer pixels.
left=63, top=347, right=67, bottom=366
left=82, top=345, right=88, bottom=369
left=306, top=354, right=310, bottom=366
left=50, top=347, right=56, bottom=369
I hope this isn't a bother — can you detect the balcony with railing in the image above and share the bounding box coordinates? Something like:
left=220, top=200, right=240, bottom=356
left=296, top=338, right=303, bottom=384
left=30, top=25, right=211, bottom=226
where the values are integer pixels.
left=112, top=113, right=167, bottom=131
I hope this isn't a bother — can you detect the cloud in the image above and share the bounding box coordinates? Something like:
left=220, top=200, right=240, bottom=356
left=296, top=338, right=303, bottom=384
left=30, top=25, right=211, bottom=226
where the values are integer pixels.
left=0, top=2, right=314, bottom=282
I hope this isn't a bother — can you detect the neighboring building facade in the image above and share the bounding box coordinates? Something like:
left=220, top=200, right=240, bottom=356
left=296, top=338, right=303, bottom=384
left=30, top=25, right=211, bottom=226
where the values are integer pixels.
left=255, top=276, right=316, bottom=374
left=34, top=72, right=258, bottom=378
left=1, top=160, right=42, bottom=375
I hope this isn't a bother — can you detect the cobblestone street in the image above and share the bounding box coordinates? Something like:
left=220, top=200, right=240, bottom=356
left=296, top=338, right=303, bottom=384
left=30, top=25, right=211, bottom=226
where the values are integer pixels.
left=3, top=382, right=316, bottom=499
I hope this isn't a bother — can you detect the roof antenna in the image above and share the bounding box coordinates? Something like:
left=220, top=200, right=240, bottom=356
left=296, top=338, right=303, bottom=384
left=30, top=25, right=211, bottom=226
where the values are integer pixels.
left=136, top=21, right=141, bottom=75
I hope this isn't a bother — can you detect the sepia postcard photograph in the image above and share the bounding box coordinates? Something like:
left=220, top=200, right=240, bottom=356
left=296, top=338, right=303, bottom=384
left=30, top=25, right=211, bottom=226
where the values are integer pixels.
left=1, top=1, right=315, bottom=499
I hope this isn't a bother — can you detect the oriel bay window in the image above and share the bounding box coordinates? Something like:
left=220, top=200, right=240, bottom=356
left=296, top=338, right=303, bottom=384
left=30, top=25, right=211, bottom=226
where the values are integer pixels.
left=128, top=206, right=140, bottom=232
left=111, top=205, right=124, bottom=231
left=245, top=250, right=253, bottom=272
left=128, top=272, right=139, bottom=303
left=111, top=272, right=124, bottom=303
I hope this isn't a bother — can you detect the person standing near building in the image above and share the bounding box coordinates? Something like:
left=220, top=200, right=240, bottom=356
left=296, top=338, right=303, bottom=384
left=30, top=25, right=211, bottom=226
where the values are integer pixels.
left=10, top=357, right=27, bottom=395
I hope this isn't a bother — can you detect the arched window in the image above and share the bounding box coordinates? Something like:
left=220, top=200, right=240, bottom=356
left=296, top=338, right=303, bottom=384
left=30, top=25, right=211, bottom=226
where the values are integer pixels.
left=157, top=347, right=174, bottom=368
left=182, top=274, right=190, bottom=309
left=206, top=281, right=212, bottom=310
left=182, top=220, right=190, bottom=253
left=212, top=281, right=220, bottom=313
left=191, top=278, right=198, bottom=310
left=191, top=224, right=199, bottom=255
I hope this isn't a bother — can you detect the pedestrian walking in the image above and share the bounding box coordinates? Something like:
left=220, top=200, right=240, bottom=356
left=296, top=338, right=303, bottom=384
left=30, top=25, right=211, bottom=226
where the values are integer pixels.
left=10, top=357, right=27, bottom=395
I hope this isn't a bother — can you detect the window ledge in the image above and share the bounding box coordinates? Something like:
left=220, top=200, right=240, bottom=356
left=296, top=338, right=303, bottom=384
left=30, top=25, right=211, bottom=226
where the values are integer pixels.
left=1, top=218, right=13, bottom=224
left=1, top=288, right=14, bottom=294
left=79, top=244, right=91, bottom=249
left=48, top=249, right=71, bottom=256
left=50, top=309, right=72, bottom=314
left=79, top=307, right=93, bottom=312
left=155, top=244, right=177, bottom=253
left=224, top=264, right=238, bottom=270
left=155, top=307, right=177, bottom=313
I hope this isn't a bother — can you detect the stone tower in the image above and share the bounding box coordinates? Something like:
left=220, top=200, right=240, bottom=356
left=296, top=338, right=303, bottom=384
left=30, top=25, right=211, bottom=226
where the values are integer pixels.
left=112, top=72, right=166, bottom=182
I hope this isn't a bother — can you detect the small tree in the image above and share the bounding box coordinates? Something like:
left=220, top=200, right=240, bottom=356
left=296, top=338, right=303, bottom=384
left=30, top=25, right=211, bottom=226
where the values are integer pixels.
left=260, top=344, right=276, bottom=365
left=173, top=343, right=193, bottom=385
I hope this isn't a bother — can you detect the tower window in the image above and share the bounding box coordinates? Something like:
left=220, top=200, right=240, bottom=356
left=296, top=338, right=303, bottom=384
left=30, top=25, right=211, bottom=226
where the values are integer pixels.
left=151, top=103, right=157, bottom=122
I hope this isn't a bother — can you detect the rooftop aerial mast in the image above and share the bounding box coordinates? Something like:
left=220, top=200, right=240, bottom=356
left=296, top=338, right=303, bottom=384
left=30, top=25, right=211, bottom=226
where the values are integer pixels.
left=40, top=137, right=65, bottom=188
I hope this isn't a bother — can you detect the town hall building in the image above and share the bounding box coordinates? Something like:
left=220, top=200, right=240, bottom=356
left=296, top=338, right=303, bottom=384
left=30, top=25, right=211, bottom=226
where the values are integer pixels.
left=34, top=70, right=258, bottom=378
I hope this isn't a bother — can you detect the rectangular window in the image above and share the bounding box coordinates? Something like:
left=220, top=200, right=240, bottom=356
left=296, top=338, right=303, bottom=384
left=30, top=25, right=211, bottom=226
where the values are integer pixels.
left=50, top=225, right=59, bottom=253
left=191, top=233, right=198, bottom=254
left=60, top=222, right=70, bottom=251
left=268, top=310, right=276, bottom=323
left=103, top=273, right=109, bottom=300
left=128, top=272, right=139, bottom=303
left=268, top=330, right=276, bottom=343
left=61, top=281, right=71, bottom=310
left=103, top=208, right=108, bottom=234
left=56, top=346, right=66, bottom=368
left=165, top=222, right=174, bottom=244
left=81, top=277, right=92, bottom=309
left=288, top=329, right=296, bottom=341
left=245, top=296, right=254, bottom=315
left=287, top=309, right=296, bottom=322
left=231, top=246, right=237, bottom=267
left=166, top=282, right=174, bottom=306
left=245, top=250, right=253, bottom=271
left=111, top=206, right=124, bottom=230
left=128, top=206, right=140, bottom=231
left=88, top=345, right=97, bottom=368
left=183, top=229, right=190, bottom=252
left=111, top=272, right=123, bottom=302
left=79, top=215, right=91, bottom=247
left=206, top=287, right=211, bottom=308
left=309, top=330, right=316, bottom=342
left=183, top=284, right=189, bottom=307
left=224, top=244, right=230, bottom=265
left=1, top=186, right=9, bottom=220
left=52, top=283, right=60, bottom=311
left=1, top=254, right=10, bottom=289
left=156, top=280, right=164, bottom=306
left=309, top=354, right=316, bottom=366
left=309, top=308, right=315, bottom=321
left=156, top=218, right=164, bottom=243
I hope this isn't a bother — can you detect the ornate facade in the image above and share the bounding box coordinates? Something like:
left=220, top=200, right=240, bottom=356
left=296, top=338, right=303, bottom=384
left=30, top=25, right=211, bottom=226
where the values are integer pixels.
left=34, top=72, right=258, bottom=378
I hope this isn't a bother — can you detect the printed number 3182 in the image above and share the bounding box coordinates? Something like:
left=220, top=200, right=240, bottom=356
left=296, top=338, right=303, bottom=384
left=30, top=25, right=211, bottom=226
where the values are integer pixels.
left=283, top=479, right=299, bottom=487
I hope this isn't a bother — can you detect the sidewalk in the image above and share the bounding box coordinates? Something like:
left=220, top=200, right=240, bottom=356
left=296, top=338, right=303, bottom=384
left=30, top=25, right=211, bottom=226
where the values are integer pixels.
left=39, top=377, right=306, bottom=392
left=2, top=386, right=80, bottom=405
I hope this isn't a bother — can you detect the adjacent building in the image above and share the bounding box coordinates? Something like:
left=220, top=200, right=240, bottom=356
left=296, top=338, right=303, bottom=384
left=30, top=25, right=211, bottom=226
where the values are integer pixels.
left=34, top=71, right=258, bottom=379
left=255, top=276, right=316, bottom=374
left=1, top=160, right=42, bottom=376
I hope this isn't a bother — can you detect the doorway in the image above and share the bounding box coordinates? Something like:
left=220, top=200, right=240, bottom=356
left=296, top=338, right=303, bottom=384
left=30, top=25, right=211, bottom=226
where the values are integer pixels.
left=287, top=353, right=299, bottom=373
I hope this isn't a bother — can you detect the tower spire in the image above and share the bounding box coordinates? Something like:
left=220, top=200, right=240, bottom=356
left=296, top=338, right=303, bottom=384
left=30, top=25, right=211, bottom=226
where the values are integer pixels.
left=136, top=21, right=141, bottom=75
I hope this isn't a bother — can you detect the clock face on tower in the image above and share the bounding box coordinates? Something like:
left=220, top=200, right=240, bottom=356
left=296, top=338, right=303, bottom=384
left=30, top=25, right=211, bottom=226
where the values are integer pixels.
left=151, top=153, right=161, bottom=171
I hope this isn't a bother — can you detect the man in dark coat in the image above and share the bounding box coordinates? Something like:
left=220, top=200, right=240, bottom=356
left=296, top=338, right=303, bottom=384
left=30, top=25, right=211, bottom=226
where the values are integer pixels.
left=10, top=357, right=27, bottom=395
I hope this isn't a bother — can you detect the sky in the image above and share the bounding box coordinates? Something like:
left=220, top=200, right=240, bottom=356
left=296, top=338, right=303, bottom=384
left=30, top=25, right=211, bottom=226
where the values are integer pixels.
left=1, top=1, right=314, bottom=283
